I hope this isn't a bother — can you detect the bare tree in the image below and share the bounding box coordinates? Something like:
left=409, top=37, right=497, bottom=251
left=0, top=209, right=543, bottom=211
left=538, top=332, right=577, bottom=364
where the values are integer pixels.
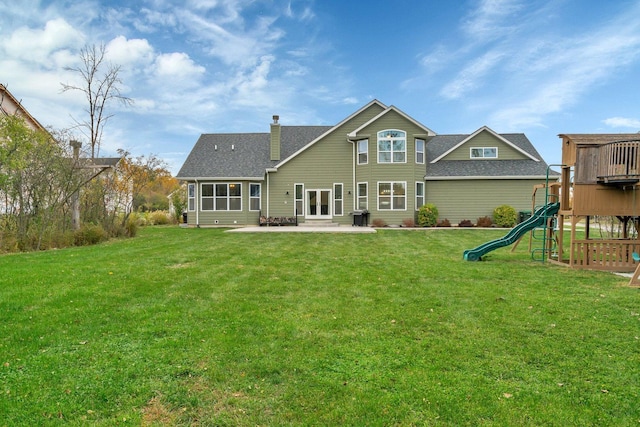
left=61, top=44, right=133, bottom=159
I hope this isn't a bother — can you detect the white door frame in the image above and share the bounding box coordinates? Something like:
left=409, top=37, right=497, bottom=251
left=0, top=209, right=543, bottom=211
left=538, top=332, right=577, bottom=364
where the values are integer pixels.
left=306, top=189, right=332, bottom=219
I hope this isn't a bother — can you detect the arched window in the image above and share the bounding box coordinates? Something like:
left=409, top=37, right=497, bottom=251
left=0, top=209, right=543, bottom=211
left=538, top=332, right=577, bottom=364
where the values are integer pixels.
left=377, top=130, right=406, bottom=163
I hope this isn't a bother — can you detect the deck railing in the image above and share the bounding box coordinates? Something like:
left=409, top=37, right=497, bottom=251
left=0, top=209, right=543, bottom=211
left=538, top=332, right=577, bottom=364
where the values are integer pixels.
left=570, top=239, right=640, bottom=271
left=597, top=139, right=640, bottom=181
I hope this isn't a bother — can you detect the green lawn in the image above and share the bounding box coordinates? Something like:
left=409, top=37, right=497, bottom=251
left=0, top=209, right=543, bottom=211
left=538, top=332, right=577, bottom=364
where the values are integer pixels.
left=1, top=227, right=638, bottom=426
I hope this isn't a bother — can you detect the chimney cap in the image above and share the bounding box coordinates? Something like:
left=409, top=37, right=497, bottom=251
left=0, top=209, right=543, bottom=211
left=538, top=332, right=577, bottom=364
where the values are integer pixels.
left=272, top=115, right=279, bottom=124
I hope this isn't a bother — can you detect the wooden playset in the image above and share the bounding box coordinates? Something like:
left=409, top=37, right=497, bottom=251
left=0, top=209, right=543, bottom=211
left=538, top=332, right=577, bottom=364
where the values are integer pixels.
left=550, top=133, right=640, bottom=285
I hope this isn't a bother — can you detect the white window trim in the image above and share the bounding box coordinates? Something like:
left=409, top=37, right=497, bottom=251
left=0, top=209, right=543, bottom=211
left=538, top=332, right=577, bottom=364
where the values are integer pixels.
left=187, top=183, right=196, bottom=212
left=415, top=181, right=424, bottom=210
left=201, top=182, right=242, bottom=211
left=415, top=138, right=425, bottom=164
left=377, top=181, right=407, bottom=211
left=357, top=182, right=368, bottom=210
left=357, top=139, right=368, bottom=165
left=249, top=183, right=261, bottom=212
left=333, top=183, right=344, bottom=216
left=294, top=183, right=304, bottom=216
left=377, top=129, right=407, bottom=164
left=470, top=147, right=498, bottom=159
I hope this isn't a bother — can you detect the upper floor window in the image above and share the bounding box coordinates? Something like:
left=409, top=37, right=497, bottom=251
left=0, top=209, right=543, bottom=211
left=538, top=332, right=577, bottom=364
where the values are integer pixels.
left=470, top=147, right=497, bottom=159
left=357, top=139, right=368, bottom=164
left=378, top=130, right=406, bottom=163
left=415, top=138, right=425, bottom=164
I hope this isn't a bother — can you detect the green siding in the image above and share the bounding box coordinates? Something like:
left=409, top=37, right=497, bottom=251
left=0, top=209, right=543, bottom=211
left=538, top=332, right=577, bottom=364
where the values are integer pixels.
left=425, top=179, right=549, bottom=224
left=266, top=103, right=387, bottom=225
left=354, top=110, right=428, bottom=225
left=186, top=180, right=263, bottom=226
left=442, top=131, right=530, bottom=161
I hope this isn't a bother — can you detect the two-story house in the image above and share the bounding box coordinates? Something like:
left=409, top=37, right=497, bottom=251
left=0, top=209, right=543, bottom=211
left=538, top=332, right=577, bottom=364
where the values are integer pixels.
left=177, top=100, right=557, bottom=227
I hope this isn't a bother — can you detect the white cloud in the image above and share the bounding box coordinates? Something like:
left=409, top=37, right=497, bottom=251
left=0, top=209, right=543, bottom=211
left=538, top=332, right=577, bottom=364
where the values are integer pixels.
left=154, top=52, right=206, bottom=80
left=603, top=117, right=640, bottom=129
left=440, top=50, right=505, bottom=100
left=105, top=36, right=155, bottom=68
left=463, top=0, right=524, bottom=40
left=1, top=18, right=84, bottom=65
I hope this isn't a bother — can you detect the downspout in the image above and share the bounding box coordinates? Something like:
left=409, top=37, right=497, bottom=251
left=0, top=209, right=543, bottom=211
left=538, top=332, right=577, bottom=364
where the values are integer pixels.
left=195, top=179, right=199, bottom=227
left=266, top=172, right=270, bottom=219
left=347, top=138, right=356, bottom=209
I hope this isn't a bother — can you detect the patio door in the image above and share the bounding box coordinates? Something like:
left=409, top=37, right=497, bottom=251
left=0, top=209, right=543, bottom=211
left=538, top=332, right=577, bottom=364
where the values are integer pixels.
left=306, top=189, right=332, bottom=219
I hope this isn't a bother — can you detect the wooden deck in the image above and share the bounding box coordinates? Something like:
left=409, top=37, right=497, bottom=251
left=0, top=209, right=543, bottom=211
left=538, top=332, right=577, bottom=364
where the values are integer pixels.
left=596, top=139, right=640, bottom=185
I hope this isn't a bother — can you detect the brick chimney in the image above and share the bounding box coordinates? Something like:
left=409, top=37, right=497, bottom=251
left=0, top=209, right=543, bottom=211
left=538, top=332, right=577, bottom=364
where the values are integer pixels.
left=270, top=115, right=281, bottom=161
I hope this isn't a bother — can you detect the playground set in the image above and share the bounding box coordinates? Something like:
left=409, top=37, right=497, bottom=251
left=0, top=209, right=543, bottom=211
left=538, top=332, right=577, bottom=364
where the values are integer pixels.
left=464, top=133, right=640, bottom=286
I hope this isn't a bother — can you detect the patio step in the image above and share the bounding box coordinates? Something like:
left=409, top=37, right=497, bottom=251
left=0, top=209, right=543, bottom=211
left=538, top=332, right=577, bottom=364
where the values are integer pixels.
left=299, top=220, right=340, bottom=227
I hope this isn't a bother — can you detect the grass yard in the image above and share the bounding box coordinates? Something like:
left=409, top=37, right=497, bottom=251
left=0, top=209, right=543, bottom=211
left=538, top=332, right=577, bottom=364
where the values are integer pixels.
left=0, top=226, right=639, bottom=426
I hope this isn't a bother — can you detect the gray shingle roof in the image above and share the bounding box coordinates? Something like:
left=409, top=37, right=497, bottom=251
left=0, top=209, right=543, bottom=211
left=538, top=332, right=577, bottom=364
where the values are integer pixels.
left=176, top=126, right=332, bottom=179
left=426, top=133, right=558, bottom=178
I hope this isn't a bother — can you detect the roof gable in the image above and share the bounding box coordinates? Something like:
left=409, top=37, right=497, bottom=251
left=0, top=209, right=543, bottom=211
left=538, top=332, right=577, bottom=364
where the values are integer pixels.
left=274, top=99, right=387, bottom=169
left=347, top=105, right=436, bottom=139
left=430, top=126, right=539, bottom=163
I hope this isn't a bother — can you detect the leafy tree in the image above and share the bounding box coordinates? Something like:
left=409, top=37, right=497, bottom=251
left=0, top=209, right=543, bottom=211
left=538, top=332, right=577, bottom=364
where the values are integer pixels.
left=0, top=115, right=81, bottom=250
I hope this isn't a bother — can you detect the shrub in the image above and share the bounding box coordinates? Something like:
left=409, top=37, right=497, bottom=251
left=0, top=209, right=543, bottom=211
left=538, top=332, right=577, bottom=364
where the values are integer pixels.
left=437, top=218, right=451, bottom=227
left=371, top=218, right=387, bottom=228
left=125, top=216, right=139, bottom=237
left=476, top=216, right=493, bottom=227
left=493, top=205, right=517, bottom=227
left=149, top=210, right=171, bottom=225
left=402, top=218, right=415, bottom=227
left=417, top=203, right=438, bottom=227
left=74, top=224, right=108, bottom=246
left=458, top=219, right=474, bottom=227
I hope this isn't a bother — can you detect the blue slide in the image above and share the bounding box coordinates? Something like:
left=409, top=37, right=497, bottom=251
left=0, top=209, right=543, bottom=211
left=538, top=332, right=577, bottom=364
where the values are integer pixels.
left=463, top=202, right=560, bottom=261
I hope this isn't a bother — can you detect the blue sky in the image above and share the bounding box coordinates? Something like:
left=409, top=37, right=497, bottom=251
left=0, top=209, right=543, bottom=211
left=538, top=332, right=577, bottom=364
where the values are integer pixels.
left=1, top=0, right=640, bottom=173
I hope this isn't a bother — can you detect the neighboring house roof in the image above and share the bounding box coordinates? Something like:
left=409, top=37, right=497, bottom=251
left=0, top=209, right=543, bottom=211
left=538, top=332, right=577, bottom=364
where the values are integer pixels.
left=176, top=126, right=332, bottom=180
left=426, top=131, right=558, bottom=179
left=92, top=157, right=122, bottom=168
left=0, top=83, right=48, bottom=133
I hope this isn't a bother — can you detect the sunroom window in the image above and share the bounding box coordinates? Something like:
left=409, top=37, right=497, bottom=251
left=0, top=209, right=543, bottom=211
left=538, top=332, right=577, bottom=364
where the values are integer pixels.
left=187, top=183, right=195, bottom=211
left=201, top=183, right=242, bottom=211
left=378, top=130, right=406, bottom=163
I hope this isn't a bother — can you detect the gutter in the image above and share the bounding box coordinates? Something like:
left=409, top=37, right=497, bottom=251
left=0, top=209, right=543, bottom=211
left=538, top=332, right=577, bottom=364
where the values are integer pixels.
left=424, top=175, right=558, bottom=181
